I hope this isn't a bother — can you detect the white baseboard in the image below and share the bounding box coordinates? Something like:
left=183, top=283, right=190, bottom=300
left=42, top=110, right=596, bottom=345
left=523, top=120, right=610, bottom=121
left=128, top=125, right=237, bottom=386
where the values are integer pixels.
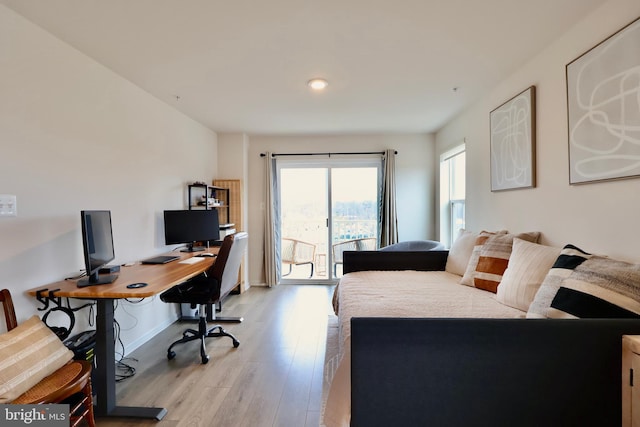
left=124, top=313, right=179, bottom=355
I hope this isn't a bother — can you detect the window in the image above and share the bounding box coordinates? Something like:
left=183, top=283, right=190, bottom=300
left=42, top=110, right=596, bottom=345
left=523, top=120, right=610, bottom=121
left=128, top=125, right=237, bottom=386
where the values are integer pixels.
left=439, top=144, right=465, bottom=248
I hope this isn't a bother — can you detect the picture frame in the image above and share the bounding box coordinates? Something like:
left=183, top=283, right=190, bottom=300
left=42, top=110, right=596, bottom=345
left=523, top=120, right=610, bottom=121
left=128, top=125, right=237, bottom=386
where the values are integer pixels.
left=566, top=16, right=640, bottom=185
left=490, top=86, right=536, bottom=192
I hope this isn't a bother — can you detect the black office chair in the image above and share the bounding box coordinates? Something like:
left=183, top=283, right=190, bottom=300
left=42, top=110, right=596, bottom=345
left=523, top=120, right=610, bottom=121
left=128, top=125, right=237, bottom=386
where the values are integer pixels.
left=160, top=232, right=248, bottom=364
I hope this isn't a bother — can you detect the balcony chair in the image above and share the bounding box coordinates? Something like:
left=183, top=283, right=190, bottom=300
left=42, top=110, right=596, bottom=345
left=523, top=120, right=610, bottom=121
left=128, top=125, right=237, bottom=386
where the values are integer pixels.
left=332, top=237, right=377, bottom=275
left=281, top=237, right=316, bottom=278
left=160, top=232, right=248, bottom=364
left=0, top=289, right=95, bottom=427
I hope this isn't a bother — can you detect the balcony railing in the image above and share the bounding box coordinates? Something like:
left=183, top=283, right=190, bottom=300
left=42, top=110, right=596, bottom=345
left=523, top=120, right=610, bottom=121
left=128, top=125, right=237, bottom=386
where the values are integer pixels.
left=281, top=218, right=377, bottom=279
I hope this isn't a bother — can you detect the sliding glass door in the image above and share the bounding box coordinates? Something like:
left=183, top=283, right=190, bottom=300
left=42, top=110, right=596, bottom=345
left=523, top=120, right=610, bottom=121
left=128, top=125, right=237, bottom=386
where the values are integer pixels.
left=278, top=159, right=381, bottom=283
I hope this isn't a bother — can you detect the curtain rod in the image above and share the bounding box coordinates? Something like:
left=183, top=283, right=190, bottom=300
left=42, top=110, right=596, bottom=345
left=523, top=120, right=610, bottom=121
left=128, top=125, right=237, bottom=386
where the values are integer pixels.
left=260, top=150, right=397, bottom=158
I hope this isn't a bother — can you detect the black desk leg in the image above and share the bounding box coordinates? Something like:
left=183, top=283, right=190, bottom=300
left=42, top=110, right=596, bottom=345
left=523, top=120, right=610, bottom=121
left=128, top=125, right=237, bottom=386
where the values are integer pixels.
left=94, top=299, right=167, bottom=420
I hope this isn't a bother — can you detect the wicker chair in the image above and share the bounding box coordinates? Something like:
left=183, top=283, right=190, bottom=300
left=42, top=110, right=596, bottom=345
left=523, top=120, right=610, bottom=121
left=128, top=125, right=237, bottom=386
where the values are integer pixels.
left=332, top=237, right=377, bottom=275
left=0, top=289, right=95, bottom=427
left=281, top=238, right=317, bottom=278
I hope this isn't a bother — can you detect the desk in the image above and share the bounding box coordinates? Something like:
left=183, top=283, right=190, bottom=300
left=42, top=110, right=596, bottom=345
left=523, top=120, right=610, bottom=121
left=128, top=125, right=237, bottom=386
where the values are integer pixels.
left=26, top=248, right=219, bottom=420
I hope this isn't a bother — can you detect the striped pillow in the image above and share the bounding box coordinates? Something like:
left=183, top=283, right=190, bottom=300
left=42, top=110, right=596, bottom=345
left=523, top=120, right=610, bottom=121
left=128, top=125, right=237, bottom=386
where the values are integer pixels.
left=549, top=255, right=640, bottom=319
left=473, top=232, right=540, bottom=293
left=527, top=244, right=592, bottom=318
left=0, top=316, right=73, bottom=403
left=496, top=239, right=561, bottom=311
left=460, top=231, right=504, bottom=286
left=524, top=244, right=640, bottom=319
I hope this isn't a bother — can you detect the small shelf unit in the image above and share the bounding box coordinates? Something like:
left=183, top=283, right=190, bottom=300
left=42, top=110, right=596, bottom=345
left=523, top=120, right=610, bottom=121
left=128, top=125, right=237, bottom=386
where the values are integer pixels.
left=187, top=183, right=230, bottom=219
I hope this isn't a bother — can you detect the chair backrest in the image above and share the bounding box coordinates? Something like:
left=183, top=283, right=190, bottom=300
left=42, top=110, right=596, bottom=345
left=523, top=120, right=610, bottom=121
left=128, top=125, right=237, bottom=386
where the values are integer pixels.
left=332, top=240, right=358, bottom=263
left=282, top=238, right=315, bottom=264
left=356, top=238, right=377, bottom=251
left=333, top=238, right=377, bottom=263
left=0, top=289, right=18, bottom=332
left=209, top=232, right=248, bottom=300
left=281, top=238, right=295, bottom=263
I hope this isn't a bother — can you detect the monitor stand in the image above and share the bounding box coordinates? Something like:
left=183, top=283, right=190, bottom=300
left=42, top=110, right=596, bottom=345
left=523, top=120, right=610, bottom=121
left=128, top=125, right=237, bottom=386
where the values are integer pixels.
left=77, top=273, right=118, bottom=288
left=181, top=242, right=205, bottom=253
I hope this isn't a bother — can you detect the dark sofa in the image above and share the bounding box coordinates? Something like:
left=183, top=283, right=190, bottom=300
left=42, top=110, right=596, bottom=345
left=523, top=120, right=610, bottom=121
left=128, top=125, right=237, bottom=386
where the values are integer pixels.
left=343, top=250, right=640, bottom=427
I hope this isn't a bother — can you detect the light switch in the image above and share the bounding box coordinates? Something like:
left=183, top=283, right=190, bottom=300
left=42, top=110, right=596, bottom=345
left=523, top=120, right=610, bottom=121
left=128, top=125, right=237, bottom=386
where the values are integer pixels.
left=0, top=194, right=17, bottom=217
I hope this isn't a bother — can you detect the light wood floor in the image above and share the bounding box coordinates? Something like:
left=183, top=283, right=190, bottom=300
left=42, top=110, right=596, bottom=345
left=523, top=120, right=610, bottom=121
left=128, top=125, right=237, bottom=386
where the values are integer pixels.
left=96, top=284, right=335, bottom=427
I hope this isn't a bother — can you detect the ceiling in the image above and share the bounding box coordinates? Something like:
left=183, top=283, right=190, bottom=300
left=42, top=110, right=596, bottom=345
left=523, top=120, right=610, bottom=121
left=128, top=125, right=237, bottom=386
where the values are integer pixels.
left=1, top=0, right=607, bottom=135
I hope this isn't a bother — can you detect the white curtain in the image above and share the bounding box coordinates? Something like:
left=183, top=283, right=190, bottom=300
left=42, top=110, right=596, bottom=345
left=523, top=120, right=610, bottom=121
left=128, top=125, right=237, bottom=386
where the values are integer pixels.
left=263, top=153, right=281, bottom=286
left=379, top=149, right=398, bottom=246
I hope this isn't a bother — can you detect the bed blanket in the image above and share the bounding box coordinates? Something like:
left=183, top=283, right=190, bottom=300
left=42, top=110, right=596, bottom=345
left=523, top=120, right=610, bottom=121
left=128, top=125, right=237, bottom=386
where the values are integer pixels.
left=322, top=270, right=525, bottom=427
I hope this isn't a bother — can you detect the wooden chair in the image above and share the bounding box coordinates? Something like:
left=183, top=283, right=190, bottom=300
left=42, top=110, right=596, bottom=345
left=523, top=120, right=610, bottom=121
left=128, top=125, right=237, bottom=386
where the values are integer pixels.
left=0, top=289, right=95, bottom=427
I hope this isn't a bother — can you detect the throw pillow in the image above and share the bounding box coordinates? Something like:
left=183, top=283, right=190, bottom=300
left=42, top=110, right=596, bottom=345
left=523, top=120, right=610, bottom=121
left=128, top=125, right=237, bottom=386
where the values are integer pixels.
left=445, top=229, right=478, bottom=276
left=0, top=315, right=73, bottom=403
left=473, top=231, right=541, bottom=293
left=548, top=255, right=640, bottom=318
left=459, top=231, right=499, bottom=286
left=496, top=238, right=561, bottom=311
left=527, top=244, right=592, bottom=318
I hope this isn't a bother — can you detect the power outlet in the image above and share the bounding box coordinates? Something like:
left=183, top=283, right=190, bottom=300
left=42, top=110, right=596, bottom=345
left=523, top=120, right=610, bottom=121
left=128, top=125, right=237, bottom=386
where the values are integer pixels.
left=0, top=194, right=17, bottom=217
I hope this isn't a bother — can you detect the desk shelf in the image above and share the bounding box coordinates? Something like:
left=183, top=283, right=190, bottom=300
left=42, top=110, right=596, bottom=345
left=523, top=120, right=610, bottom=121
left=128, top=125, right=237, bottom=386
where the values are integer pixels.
left=188, top=184, right=229, bottom=217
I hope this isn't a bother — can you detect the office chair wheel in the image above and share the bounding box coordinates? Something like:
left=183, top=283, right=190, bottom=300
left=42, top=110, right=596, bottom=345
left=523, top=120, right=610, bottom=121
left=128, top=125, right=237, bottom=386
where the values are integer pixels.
left=233, top=339, right=240, bottom=348
left=201, top=355, right=210, bottom=364
left=167, top=350, right=176, bottom=360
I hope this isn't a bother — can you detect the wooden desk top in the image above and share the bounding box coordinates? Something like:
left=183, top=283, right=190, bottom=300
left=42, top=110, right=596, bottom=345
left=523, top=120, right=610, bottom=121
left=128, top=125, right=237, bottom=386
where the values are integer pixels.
left=27, top=248, right=219, bottom=299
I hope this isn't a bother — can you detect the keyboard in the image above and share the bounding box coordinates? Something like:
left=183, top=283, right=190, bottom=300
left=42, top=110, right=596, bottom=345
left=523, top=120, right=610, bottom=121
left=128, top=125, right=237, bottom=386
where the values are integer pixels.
left=178, top=257, right=205, bottom=265
left=140, top=255, right=180, bottom=265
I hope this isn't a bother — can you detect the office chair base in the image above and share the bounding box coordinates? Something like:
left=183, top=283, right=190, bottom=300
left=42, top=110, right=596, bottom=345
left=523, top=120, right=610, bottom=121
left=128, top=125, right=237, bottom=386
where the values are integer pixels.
left=214, top=316, right=243, bottom=323
left=167, top=318, right=240, bottom=364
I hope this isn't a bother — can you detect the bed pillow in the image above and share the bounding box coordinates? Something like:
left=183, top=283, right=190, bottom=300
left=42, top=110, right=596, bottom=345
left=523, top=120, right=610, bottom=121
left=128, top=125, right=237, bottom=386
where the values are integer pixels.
left=496, top=238, right=561, bottom=311
left=473, top=232, right=541, bottom=293
left=448, top=229, right=509, bottom=278
left=445, top=229, right=478, bottom=276
left=527, top=245, right=640, bottom=319
left=459, top=231, right=499, bottom=286
left=527, top=244, right=593, bottom=318
left=0, top=315, right=73, bottom=403
left=546, top=255, right=640, bottom=318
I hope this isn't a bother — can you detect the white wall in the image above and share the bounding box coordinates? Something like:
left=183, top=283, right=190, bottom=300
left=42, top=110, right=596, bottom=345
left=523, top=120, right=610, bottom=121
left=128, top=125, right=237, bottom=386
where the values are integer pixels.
left=0, top=5, right=218, bottom=350
left=246, top=134, right=435, bottom=285
left=435, top=0, right=640, bottom=261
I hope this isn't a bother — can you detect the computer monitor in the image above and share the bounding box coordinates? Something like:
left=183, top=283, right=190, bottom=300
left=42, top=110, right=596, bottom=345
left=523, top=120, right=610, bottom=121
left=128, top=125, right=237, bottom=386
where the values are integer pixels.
left=78, top=210, right=117, bottom=288
left=164, top=209, right=220, bottom=252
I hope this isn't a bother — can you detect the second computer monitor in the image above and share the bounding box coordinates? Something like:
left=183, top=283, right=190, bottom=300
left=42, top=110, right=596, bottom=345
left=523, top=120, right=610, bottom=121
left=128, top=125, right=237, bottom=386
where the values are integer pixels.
left=164, top=209, right=220, bottom=252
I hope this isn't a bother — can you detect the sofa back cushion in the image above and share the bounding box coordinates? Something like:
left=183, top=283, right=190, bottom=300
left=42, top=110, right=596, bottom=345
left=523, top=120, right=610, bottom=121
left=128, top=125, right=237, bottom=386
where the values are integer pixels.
left=496, top=239, right=560, bottom=311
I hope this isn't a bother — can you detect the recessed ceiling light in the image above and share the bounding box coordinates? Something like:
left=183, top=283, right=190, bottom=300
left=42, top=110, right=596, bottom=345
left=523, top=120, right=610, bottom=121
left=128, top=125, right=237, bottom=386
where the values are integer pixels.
left=308, top=78, right=328, bottom=91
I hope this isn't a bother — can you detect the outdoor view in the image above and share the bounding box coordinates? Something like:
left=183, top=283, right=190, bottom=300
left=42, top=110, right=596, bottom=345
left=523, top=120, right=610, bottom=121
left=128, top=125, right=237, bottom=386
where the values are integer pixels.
left=280, top=166, right=379, bottom=281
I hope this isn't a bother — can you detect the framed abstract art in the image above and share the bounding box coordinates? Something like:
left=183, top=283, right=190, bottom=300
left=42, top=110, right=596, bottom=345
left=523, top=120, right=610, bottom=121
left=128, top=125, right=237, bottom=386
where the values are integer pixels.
left=566, top=17, right=640, bottom=184
left=490, top=86, right=536, bottom=192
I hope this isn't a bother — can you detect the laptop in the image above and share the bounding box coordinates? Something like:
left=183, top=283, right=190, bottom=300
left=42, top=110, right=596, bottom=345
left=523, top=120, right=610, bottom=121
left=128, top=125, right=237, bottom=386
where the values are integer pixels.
left=140, top=255, right=180, bottom=265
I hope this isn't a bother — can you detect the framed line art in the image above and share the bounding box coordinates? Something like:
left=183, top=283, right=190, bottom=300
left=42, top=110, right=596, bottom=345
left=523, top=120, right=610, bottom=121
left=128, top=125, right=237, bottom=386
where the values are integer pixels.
left=490, top=86, right=536, bottom=192
left=566, top=16, right=640, bottom=185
